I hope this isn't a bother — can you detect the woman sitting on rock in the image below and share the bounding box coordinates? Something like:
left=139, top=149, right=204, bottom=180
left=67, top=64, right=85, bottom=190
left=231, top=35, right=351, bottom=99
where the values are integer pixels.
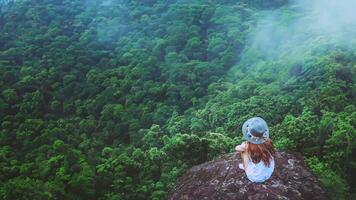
left=235, top=117, right=276, bottom=183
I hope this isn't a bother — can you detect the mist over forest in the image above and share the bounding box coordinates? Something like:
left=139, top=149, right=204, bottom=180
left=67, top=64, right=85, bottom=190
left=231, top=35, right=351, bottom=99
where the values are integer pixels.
left=0, top=0, right=355, bottom=199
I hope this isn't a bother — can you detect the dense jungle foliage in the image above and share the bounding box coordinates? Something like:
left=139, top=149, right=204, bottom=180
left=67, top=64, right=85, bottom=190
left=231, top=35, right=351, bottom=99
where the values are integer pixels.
left=0, top=0, right=355, bottom=199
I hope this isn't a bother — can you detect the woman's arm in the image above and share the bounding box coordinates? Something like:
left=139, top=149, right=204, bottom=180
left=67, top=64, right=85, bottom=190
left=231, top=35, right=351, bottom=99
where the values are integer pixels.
left=235, top=141, right=247, bottom=153
left=241, top=151, right=249, bottom=170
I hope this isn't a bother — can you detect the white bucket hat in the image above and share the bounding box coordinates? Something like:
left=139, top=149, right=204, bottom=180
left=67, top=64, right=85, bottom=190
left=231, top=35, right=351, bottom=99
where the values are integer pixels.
left=242, top=117, right=269, bottom=144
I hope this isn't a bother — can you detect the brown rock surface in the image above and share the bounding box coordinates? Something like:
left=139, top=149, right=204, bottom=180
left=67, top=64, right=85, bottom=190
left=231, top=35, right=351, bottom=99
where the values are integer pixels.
left=168, top=152, right=329, bottom=200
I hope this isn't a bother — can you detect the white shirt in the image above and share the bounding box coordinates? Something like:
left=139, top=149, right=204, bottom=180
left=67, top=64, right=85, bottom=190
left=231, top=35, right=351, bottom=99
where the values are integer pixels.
left=235, top=142, right=275, bottom=182
left=245, top=156, right=274, bottom=182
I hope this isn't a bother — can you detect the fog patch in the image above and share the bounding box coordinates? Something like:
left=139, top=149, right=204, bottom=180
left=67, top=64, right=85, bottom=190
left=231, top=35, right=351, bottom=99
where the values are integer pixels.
left=231, top=0, right=356, bottom=74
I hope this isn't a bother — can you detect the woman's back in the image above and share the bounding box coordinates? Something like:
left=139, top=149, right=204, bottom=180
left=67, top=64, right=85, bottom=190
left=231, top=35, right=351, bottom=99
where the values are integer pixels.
left=236, top=141, right=275, bottom=182
left=245, top=155, right=275, bottom=182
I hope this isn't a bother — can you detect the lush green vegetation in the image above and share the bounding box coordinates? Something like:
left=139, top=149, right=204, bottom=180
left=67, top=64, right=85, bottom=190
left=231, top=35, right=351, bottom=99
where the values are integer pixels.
left=0, top=0, right=354, bottom=199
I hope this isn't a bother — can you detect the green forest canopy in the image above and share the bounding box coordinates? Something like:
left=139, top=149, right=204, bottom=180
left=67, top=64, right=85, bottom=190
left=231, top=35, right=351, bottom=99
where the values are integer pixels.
left=0, top=0, right=355, bottom=199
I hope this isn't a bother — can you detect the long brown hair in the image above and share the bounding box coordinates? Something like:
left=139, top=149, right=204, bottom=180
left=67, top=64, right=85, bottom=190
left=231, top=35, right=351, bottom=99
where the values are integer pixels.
left=246, top=139, right=276, bottom=167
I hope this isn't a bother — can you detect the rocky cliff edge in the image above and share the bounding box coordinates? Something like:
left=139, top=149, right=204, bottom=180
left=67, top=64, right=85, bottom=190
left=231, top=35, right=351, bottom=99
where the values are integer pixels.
left=168, top=152, right=329, bottom=200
